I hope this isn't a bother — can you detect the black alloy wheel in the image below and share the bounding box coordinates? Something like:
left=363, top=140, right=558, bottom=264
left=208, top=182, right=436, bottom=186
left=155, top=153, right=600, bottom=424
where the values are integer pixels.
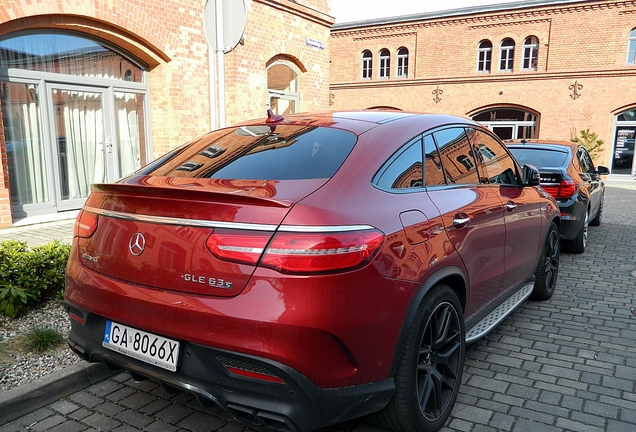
left=590, top=193, right=603, bottom=226
left=531, top=222, right=560, bottom=300
left=373, top=284, right=465, bottom=432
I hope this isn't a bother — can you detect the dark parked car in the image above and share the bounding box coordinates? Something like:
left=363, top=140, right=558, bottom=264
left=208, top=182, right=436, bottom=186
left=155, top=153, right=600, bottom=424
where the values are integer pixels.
left=65, top=111, right=560, bottom=432
left=506, top=140, right=608, bottom=254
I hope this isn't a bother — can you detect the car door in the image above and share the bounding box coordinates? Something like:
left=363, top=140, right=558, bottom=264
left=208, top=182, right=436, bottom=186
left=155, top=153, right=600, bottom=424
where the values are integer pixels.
left=576, top=146, right=602, bottom=217
left=425, top=128, right=505, bottom=319
left=466, top=128, right=544, bottom=293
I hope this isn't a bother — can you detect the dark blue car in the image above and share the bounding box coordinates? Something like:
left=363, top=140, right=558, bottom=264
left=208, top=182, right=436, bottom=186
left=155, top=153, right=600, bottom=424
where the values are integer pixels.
left=507, top=140, right=609, bottom=254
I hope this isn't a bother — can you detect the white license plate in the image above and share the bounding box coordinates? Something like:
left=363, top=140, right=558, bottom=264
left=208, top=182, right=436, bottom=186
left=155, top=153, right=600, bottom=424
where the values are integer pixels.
left=103, top=321, right=180, bottom=372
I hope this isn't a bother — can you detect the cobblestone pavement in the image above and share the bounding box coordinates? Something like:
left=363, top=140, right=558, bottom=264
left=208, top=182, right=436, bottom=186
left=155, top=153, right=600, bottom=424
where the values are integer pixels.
left=1, top=179, right=635, bottom=432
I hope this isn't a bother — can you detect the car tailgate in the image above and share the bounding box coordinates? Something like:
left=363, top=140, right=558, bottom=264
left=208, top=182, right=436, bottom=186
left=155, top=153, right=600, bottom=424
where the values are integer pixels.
left=74, top=176, right=326, bottom=297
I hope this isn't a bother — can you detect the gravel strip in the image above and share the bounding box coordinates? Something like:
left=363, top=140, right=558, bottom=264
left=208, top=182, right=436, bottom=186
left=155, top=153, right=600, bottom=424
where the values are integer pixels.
left=0, top=299, right=80, bottom=392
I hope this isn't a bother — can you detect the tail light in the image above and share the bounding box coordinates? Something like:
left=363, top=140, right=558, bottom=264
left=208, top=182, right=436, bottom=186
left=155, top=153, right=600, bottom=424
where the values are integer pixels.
left=206, top=228, right=384, bottom=274
left=74, top=210, right=98, bottom=238
left=541, top=179, right=577, bottom=199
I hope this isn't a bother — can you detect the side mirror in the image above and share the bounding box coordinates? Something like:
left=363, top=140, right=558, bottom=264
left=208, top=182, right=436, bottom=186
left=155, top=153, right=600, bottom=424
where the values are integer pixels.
left=522, top=164, right=540, bottom=186
left=596, top=166, right=610, bottom=175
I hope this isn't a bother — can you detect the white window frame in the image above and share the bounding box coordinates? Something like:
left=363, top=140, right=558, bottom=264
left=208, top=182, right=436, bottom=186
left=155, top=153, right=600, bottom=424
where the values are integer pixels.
left=499, top=39, right=515, bottom=72
left=379, top=49, right=390, bottom=79
left=522, top=36, right=539, bottom=70
left=397, top=47, right=408, bottom=78
left=477, top=40, right=492, bottom=73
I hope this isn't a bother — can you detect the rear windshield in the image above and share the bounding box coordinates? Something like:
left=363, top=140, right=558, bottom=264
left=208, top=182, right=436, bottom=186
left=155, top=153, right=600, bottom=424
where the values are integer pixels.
left=139, top=125, right=357, bottom=180
left=508, top=147, right=568, bottom=168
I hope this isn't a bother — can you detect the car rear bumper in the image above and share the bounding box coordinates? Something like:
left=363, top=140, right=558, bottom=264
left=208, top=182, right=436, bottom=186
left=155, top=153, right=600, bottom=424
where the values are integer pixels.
left=556, top=198, right=585, bottom=240
left=65, top=305, right=394, bottom=431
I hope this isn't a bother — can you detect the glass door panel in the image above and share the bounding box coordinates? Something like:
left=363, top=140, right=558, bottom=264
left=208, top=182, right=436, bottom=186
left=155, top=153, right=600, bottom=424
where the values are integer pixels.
left=0, top=81, right=53, bottom=217
left=115, top=92, right=147, bottom=176
left=491, top=125, right=515, bottom=141
left=50, top=87, right=108, bottom=209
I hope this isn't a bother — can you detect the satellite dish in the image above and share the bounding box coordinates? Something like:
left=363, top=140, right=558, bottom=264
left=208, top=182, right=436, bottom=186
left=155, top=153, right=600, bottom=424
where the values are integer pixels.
left=203, top=0, right=247, bottom=53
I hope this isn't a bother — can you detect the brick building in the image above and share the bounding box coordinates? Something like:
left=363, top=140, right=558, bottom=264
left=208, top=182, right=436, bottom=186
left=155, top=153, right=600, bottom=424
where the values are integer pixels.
left=330, top=0, right=636, bottom=177
left=0, top=0, right=333, bottom=226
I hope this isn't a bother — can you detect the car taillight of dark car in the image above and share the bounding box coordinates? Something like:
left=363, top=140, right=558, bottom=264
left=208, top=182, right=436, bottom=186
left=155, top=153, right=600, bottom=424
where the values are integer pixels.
left=542, top=179, right=577, bottom=199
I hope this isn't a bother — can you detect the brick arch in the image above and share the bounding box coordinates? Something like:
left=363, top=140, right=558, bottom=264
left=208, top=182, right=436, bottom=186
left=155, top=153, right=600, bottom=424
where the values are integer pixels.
left=466, top=103, right=540, bottom=119
left=0, top=1, right=178, bottom=68
left=260, top=41, right=308, bottom=72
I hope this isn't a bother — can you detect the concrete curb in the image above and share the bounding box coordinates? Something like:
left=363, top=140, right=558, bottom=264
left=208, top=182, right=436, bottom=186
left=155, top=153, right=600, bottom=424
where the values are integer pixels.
left=0, top=361, right=118, bottom=424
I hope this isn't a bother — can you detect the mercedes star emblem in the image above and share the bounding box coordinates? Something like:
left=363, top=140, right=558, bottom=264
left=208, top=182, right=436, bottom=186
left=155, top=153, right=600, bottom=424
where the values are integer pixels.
left=129, top=232, right=146, bottom=256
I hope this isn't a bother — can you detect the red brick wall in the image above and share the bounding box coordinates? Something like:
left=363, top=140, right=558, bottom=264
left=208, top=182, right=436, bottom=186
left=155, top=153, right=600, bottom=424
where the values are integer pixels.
left=330, top=0, right=636, bottom=168
left=0, top=0, right=332, bottom=226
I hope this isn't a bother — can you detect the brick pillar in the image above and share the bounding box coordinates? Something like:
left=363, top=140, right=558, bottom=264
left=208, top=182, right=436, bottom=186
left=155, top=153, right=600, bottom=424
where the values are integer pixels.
left=0, top=93, right=14, bottom=228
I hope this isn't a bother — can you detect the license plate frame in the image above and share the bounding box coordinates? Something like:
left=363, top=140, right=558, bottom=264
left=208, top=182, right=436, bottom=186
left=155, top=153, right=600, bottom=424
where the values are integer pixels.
left=103, top=321, right=180, bottom=372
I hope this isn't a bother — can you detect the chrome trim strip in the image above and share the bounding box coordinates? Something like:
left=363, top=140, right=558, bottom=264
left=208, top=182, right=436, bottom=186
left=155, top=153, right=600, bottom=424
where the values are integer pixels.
left=84, top=206, right=277, bottom=231
left=84, top=206, right=375, bottom=233
left=277, top=225, right=376, bottom=233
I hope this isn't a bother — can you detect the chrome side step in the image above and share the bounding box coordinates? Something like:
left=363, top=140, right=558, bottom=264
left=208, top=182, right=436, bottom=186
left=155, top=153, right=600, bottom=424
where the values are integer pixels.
left=465, top=283, right=534, bottom=344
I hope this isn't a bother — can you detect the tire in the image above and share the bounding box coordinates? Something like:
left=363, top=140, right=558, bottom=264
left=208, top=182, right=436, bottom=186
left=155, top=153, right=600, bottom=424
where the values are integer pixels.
left=563, top=208, right=588, bottom=254
left=531, top=222, right=560, bottom=300
left=371, top=284, right=465, bottom=432
left=589, top=193, right=603, bottom=226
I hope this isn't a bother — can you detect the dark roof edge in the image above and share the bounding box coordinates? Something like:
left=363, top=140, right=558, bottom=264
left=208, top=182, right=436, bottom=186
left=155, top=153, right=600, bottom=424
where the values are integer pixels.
left=332, top=0, right=589, bottom=29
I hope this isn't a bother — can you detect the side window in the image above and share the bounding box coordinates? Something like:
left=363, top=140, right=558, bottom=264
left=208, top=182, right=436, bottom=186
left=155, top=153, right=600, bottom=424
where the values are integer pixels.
left=577, top=147, right=594, bottom=173
left=424, top=134, right=447, bottom=185
left=466, top=128, right=520, bottom=185
left=433, top=128, right=480, bottom=184
left=374, top=136, right=423, bottom=190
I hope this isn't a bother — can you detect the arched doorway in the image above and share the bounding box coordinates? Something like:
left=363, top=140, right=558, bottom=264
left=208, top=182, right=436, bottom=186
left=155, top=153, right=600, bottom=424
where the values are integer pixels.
left=267, top=61, right=299, bottom=115
left=612, top=108, right=636, bottom=175
left=471, top=107, right=538, bottom=141
left=0, top=31, right=150, bottom=220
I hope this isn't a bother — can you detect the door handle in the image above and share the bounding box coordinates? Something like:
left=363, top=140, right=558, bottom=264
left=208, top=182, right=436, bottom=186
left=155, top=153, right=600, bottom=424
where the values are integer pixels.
left=506, top=201, right=517, bottom=212
left=453, top=214, right=470, bottom=228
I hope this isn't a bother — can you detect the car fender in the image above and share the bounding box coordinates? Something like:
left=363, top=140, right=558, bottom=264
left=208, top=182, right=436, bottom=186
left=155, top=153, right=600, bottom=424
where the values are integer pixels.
left=388, top=265, right=467, bottom=378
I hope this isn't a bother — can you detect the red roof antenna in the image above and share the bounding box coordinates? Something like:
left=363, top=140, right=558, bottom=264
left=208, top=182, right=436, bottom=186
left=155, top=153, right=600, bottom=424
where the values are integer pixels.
left=266, top=109, right=284, bottom=123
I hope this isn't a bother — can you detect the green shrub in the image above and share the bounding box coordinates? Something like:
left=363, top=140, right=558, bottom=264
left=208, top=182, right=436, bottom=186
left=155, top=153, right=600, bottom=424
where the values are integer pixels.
left=571, top=129, right=604, bottom=161
left=0, top=240, right=71, bottom=317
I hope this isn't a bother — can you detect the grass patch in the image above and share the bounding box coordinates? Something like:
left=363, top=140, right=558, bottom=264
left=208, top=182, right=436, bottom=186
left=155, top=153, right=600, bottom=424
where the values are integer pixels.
left=0, top=341, right=10, bottom=364
left=20, top=327, right=66, bottom=354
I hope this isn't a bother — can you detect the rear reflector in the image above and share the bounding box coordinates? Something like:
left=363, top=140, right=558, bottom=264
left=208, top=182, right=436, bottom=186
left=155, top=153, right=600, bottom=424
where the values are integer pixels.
left=206, top=228, right=384, bottom=274
left=227, top=367, right=285, bottom=384
left=74, top=210, right=98, bottom=238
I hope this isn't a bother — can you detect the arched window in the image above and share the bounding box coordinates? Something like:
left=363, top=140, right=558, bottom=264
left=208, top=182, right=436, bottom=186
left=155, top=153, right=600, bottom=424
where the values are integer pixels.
left=627, top=29, right=636, bottom=64
left=0, top=31, right=149, bottom=219
left=499, top=38, right=515, bottom=72
left=523, top=36, right=539, bottom=70
left=267, top=61, right=299, bottom=115
left=379, top=49, right=390, bottom=79
left=397, top=47, right=409, bottom=78
left=361, top=50, right=372, bottom=79
left=472, top=108, right=538, bottom=140
left=477, top=40, right=492, bottom=73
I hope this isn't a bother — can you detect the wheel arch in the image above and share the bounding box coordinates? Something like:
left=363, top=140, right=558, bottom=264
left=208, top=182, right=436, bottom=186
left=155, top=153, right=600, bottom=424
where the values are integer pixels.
left=389, top=266, right=467, bottom=378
